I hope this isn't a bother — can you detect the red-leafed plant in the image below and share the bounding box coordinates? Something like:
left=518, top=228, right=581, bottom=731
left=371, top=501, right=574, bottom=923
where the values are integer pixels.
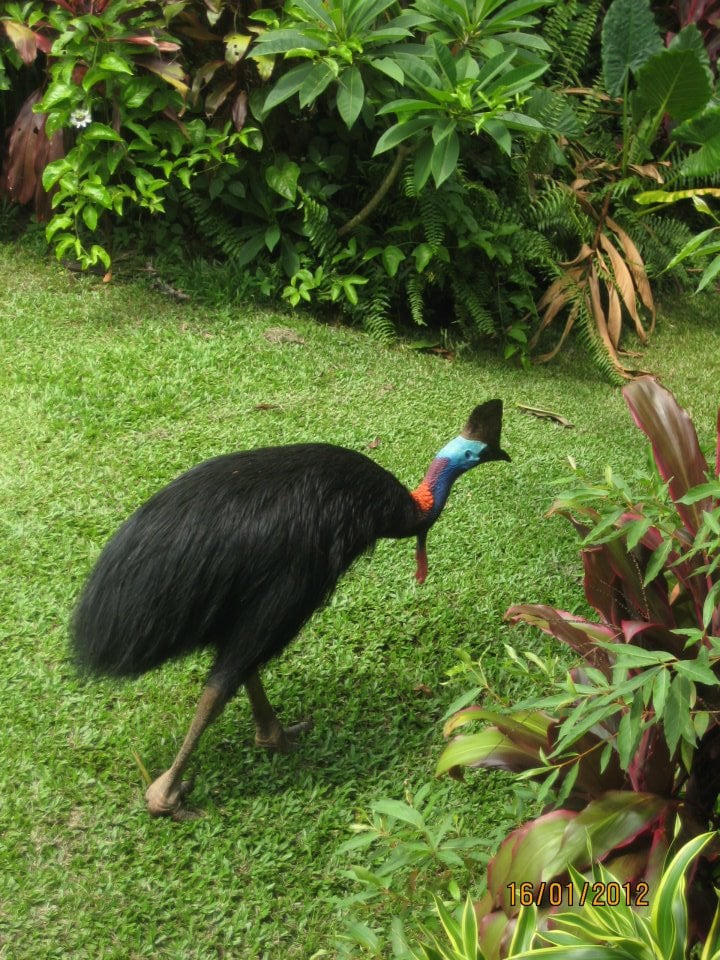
left=437, top=377, right=720, bottom=959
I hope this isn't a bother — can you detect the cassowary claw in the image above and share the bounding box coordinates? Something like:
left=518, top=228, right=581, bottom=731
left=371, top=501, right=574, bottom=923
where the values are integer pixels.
left=254, top=718, right=314, bottom=753
left=145, top=771, right=196, bottom=818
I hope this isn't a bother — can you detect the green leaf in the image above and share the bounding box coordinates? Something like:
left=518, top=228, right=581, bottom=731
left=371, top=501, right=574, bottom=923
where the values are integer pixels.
left=643, top=538, right=673, bottom=586
left=634, top=48, right=712, bottom=122
left=371, top=56, right=404, bottom=83
left=263, top=63, right=314, bottom=112
left=381, top=245, right=406, bottom=278
left=373, top=117, right=432, bottom=155
left=431, top=130, right=459, bottom=187
left=82, top=204, right=99, bottom=232
left=250, top=28, right=326, bottom=56
left=652, top=668, right=669, bottom=718
left=336, top=66, right=364, bottom=129
left=38, top=82, right=77, bottom=111
left=616, top=692, right=644, bottom=768
left=265, top=224, right=281, bottom=252
left=432, top=36, right=456, bottom=85
left=233, top=232, right=268, bottom=267
left=664, top=673, right=693, bottom=754
left=299, top=61, right=336, bottom=108
left=99, top=53, right=133, bottom=75
left=436, top=729, right=541, bottom=776
left=413, top=242, right=434, bottom=274
left=413, top=137, right=433, bottom=192
left=265, top=159, right=300, bottom=201
left=81, top=123, right=124, bottom=143
left=371, top=799, right=425, bottom=829
left=601, top=0, right=663, bottom=97
left=652, top=833, right=715, bottom=960
left=698, top=254, right=720, bottom=292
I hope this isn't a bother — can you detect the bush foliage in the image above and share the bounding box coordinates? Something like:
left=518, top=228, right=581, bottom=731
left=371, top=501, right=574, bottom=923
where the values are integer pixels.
left=2, top=0, right=719, bottom=372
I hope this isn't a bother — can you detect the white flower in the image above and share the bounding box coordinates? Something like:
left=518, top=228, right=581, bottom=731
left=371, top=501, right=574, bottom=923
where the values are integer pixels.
left=69, top=108, right=92, bottom=129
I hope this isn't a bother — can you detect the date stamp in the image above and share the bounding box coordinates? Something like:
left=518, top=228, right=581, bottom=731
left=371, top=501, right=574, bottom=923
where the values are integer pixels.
left=507, top=880, right=649, bottom=908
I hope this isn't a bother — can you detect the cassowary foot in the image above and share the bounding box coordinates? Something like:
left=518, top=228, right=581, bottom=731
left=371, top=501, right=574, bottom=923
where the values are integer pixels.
left=145, top=771, right=197, bottom=818
left=255, top=718, right=314, bottom=754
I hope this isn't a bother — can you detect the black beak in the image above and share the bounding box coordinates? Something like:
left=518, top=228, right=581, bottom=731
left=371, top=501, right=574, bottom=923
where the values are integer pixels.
left=487, top=446, right=511, bottom=463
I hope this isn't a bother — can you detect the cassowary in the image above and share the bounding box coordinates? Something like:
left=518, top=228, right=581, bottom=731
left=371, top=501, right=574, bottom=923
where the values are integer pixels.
left=72, top=401, right=509, bottom=817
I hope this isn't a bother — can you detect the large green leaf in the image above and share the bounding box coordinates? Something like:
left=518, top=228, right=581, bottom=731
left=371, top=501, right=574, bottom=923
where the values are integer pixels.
left=262, top=63, right=314, bottom=112
left=435, top=728, right=542, bottom=776
left=601, top=0, right=662, bottom=97
left=633, top=48, right=712, bottom=122
left=299, top=61, right=336, bottom=108
left=373, top=117, right=432, bottom=155
left=249, top=27, right=326, bottom=56
left=336, top=66, right=364, bottom=129
left=431, top=129, right=459, bottom=187
left=265, top=158, right=300, bottom=201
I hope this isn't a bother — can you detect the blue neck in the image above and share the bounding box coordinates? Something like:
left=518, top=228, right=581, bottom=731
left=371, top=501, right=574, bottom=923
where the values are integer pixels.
left=416, top=436, right=488, bottom=525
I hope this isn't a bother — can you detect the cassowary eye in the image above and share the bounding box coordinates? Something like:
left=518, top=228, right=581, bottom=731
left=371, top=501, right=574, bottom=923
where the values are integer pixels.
left=465, top=451, right=472, bottom=459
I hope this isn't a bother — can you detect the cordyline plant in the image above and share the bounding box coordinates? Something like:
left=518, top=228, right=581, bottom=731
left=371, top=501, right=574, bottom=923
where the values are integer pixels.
left=437, top=376, right=720, bottom=960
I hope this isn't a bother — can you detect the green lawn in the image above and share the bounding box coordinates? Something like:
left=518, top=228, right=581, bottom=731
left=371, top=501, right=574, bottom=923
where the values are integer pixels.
left=1, top=242, right=717, bottom=959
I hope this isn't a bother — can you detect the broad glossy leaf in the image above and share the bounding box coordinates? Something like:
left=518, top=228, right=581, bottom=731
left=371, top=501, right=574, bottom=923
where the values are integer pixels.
left=623, top=378, right=711, bottom=535
left=299, top=61, right=336, bottom=108
left=249, top=28, right=326, bottom=55
left=80, top=123, right=124, bottom=143
left=98, top=53, right=133, bottom=75
left=554, top=791, right=667, bottom=876
left=601, top=0, right=662, bottom=97
left=431, top=130, right=459, bottom=187
left=488, top=810, right=576, bottom=911
left=266, top=158, right=300, bottom=201
left=263, top=63, right=313, bottom=112
left=336, top=66, right=364, bottom=129
left=436, top=729, right=542, bottom=776
left=634, top=48, right=712, bottom=122
left=381, top=245, right=405, bottom=278
left=373, top=117, right=432, bottom=155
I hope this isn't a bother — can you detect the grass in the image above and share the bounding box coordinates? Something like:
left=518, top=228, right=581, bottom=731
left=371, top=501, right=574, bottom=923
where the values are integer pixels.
left=1, top=241, right=717, bottom=959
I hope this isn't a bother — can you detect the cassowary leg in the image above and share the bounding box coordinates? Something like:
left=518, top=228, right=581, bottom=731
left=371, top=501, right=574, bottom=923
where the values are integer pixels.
left=245, top=671, right=313, bottom=753
left=145, top=681, right=229, bottom=818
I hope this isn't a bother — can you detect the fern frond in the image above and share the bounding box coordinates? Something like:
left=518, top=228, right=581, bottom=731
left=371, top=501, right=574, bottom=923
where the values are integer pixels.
left=418, top=191, right=445, bottom=248
left=451, top=277, right=496, bottom=337
left=406, top=274, right=425, bottom=326
left=359, top=283, right=396, bottom=343
left=302, top=195, right=340, bottom=261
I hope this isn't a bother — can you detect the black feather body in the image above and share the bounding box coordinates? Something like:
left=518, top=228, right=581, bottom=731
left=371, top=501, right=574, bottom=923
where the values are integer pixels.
left=71, top=444, right=422, bottom=685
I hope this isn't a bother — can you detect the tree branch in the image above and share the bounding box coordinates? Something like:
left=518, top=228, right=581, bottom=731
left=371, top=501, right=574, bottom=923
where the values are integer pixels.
left=337, top=145, right=411, bottom=238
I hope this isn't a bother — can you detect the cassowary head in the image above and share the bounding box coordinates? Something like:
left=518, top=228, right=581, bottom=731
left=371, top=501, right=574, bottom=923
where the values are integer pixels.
left=412, top=399, right=510, bottom=582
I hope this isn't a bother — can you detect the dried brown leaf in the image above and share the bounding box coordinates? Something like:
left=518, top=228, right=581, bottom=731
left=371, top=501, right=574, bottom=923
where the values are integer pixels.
left=606, top=217, right=655, bottom=333
left=587, top=264, right=632, bottom=379
left=607, top=282, right=622, bottom=349
left=597, top=233, right=646, bottom=342
left=535, top=301, right=579, bottom=362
